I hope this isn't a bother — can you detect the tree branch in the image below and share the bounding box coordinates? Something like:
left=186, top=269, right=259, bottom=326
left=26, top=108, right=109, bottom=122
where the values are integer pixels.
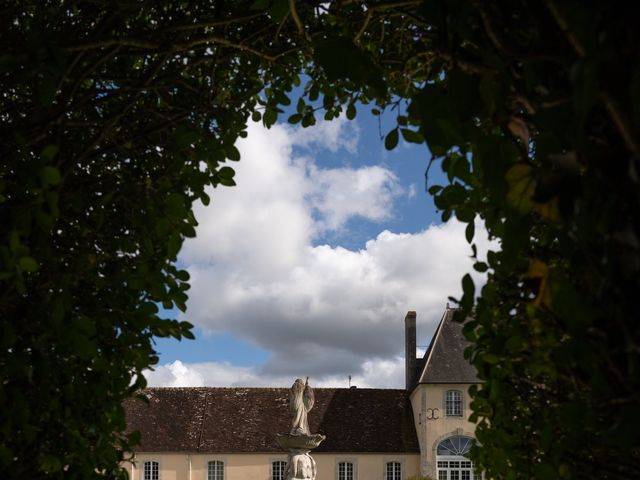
left=478, top=5, right=512, bottom=56
left=66, top=38, right=159, bottom=52
left=289, top=0, right=312, bottom=43
left=542, top=0, right=586, bottom=57
left=600, top=91, right=640, bottom=156
left=354, top=10, right=373, bottom=44
left=172, top=35, right=278, bottom=61
left=167, top=12, right=264, bottom=31
left=544, top=0, right=639, bottom=156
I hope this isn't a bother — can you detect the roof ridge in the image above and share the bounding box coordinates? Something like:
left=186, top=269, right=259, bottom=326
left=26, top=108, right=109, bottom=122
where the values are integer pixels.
left=142, top=386, right=407, bottom=391
left=196, top=390, right=209, bottom=452
left=421, top=308, right=448, bottom=376
left=416, top=308, right=480, bottom=384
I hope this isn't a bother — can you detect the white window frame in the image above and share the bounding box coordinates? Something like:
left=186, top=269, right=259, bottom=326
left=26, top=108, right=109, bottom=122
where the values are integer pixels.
left=337, top=459, right=356, bottom=480
left=207, top=459, right=225, bottom=480
left=142, top=460, right=159, bottom=480
left=445, top=390, right=463, bottom=417
left=384, top=460, right=402, bottom=480
left=272, top=459, right=287, bottom=480
left=437, top=457, right=477, bottom=480
left=436, top=436, right=481, bottom=480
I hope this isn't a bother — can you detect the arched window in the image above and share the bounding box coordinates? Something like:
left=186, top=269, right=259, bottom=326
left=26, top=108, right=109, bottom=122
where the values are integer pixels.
left=208, top=460, right=224, bottom=480
left=437, top=436, right=472, bottom=456
left=143, top=461, right=159, bottom=480
left=445, top=390, right=463, bottom=416
left=272, top=460, right=287, bottom=480
left=436, top=436, right=479, bottom=480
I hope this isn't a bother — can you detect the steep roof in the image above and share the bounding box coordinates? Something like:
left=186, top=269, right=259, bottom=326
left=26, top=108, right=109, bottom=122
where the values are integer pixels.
left=417, top=308, right=480, bottom=384
left=124, top=387, right=419, bottom=454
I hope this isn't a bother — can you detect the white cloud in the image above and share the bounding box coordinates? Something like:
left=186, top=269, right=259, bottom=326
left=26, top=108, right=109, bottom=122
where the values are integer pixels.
left=307, top=165, right=403, bottom=231
left=159, top=119, right=494, bottom=388
left=146, top=357, right=406, bottom=389
left=288, top=116, right=360, bottom=154
left=146, top=360, right=205, bottom=387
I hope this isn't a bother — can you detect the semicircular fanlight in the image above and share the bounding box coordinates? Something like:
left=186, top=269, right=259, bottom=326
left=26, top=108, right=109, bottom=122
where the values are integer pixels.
left=437, top=436, right=474, bottom=456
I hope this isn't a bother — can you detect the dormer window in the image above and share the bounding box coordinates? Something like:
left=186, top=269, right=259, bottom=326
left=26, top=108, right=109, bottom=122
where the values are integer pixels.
left=445, top=390, right=463, bottom=416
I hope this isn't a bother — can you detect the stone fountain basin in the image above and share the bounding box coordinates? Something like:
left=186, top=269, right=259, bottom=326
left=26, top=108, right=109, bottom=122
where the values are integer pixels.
left=275, top=433, right=326, bottom=450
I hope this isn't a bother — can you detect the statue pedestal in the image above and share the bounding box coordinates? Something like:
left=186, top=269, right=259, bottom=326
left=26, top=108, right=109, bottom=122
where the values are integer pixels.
left=275, top=433, right=325, bottom=480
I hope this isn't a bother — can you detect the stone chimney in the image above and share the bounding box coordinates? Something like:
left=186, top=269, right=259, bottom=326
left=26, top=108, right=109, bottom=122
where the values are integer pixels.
left=405, top=311, right=417, bottom=389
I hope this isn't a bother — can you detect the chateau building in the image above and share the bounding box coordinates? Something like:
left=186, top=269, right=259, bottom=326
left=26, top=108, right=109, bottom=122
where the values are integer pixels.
left=124, top=308, right=480, bottom=480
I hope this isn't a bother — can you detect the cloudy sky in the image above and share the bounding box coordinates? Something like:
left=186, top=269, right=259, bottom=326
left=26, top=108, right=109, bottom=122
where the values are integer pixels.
left=146, top=114, right=492, bottom=389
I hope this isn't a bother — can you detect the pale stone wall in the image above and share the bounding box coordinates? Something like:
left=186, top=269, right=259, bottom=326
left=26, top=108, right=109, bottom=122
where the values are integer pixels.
left=315, top=453, right=420, bottom=480
left=127, top=452, right=420, bottom=480
left=409, top=383, right=477, bottom=479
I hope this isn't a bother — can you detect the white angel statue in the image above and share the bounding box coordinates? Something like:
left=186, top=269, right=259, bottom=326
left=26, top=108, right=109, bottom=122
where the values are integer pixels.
left=289, top=377, right=314, bottom=435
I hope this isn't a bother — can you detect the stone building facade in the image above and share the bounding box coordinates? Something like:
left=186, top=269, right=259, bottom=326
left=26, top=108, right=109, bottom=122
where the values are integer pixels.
left=405, top=309, right=481, bottom=479
left=124, top=308, right=479, bottom=480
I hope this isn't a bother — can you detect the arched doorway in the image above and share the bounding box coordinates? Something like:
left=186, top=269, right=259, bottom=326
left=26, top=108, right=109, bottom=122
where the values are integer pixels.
left=436, top=435, right=478, bottom=480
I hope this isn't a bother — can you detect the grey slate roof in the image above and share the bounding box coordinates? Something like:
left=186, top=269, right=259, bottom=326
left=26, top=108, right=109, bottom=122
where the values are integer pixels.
left=124, top=387, right=419, bottom=454
left=417, top=308, right=480, bottom=384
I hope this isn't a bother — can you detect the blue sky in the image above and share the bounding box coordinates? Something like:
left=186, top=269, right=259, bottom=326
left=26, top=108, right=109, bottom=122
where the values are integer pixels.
left=147, top=111, right=491, bottom=388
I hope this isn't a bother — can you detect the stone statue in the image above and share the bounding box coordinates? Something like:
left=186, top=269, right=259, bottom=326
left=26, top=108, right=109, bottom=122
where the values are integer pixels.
left=275, top=377, right=325, bottom=480
left=289, top=377, right=314, bottom=435
left=284, top=450, right=317, bottom=480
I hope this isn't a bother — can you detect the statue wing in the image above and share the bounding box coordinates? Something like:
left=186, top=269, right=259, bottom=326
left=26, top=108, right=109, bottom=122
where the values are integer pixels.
left=303, top=384, right=314, bottom=411
left=289, top=385, right=297, bottom=413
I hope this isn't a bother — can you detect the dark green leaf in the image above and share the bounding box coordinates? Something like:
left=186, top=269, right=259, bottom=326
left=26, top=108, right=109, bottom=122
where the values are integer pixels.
left=40, top=145, right=59, bottom=162
left=19, top=257, right=38, bottom=272
left=465, top=221, right=475, bottom=243
left=462, top=273, right=475, bottom=302
left=40, top=166, right=61, bottom=187
left=225, top=145, right=241, bottom=161
left=385, top=128, right=399, bottom=150
left=401, top=128, right=424, bottom=144
left=269, top=0, right=289, bottom=22
left=473, top=262, right=488, bottom=272
left=296, top=97, right=305, bottom=114
left=250, top=0, right=269, bottom=10
left=346, top=103, right=356, bottom=120
left=263, top=108, right=277, bottom=126
left=314, top=36, right=386, bottom=95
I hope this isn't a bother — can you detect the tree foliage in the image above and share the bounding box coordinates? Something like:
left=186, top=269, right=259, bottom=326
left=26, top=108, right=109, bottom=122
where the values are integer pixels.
left=287, top=1, right=639, bottom=479
left=2, top=1, right=639, bottom=479
left=0, top=1, right=312, bottom=477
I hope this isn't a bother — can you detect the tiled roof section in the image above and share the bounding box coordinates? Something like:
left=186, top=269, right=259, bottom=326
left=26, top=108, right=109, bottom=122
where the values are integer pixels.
left=124, top=387, right=419, bottom=454
left=417, top=308, right=480, bottom=384
left=313, top=388, right=419, bottom=453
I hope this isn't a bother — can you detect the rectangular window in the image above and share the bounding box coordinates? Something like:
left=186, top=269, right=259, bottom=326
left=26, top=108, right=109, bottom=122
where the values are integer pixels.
left=385, top=461, right=401, bottom=480
left=450, top=471, right=460, bottom=480
left=338, top=461, right=354, bottom=480
left=208, top=460, right=224, bottom=480
left=272, top=460, right=287, bottom=480
left=143, top=461, right=159, bottom=480
left=445, top=390, right=463, bottom=416
left=438, top=471, right=448, bottom=480
left=462, top=471, right=470, bottom=480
